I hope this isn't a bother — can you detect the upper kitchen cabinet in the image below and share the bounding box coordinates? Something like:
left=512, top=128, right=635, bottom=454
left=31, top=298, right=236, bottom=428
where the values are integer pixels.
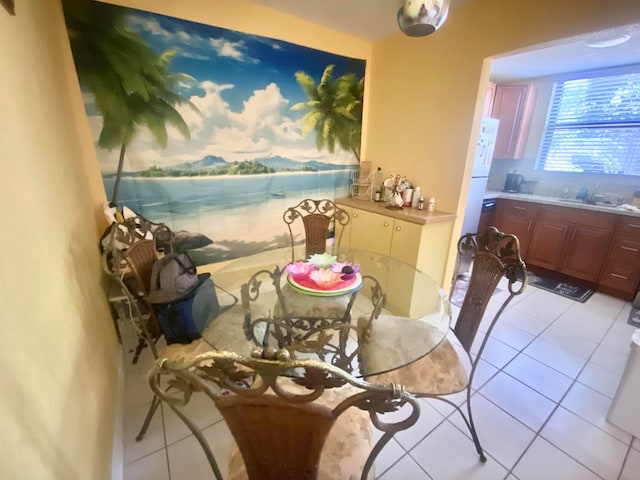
left=490, top=84, right=537, bottom=159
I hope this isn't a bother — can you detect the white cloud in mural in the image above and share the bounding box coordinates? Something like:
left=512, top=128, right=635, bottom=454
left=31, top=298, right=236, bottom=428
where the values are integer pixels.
left=91, top=77, right=355, bottom=171
left=209, top=38, right=247, bottom=61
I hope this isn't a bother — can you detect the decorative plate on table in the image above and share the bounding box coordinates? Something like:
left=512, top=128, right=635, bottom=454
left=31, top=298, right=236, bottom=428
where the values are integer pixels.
left=287, top=272, right=363, bottom=297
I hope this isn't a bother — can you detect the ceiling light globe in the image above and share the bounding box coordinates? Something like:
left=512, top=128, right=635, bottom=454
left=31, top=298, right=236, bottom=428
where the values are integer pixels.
left=398, top=0, right=449, bottom=37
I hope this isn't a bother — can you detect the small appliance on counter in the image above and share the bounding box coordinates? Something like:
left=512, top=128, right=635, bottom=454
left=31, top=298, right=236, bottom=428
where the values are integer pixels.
left=504, top=172, right=524, bottom=192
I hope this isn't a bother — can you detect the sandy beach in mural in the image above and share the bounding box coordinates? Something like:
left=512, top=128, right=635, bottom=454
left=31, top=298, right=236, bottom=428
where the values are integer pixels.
left=104, top=171, right=353, bottom=264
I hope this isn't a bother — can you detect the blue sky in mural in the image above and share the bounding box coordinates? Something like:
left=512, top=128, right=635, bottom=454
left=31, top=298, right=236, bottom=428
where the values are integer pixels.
left=86, top=5, right=366, bottom=174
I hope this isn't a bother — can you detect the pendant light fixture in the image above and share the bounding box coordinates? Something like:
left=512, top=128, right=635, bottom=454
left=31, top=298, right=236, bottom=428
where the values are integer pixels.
left=397, top=0, right=449, bottom=37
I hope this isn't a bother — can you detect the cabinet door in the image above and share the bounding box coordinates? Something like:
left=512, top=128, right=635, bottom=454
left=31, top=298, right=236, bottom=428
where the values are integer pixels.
left=389, top=218, right=421, bottom=266
left=348, top=209, right=393, bottom=256
left=494, top=200, right=538, bottom=258
left=491, top=84, right=536, bottom=159
left=561, top=226, right=612, bottom=282
left=527, top=220, right=570, bottom=270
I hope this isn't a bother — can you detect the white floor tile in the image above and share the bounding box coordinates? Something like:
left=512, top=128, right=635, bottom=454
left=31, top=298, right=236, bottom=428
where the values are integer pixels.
left=378, top=453, right=430, bottom=479
left=471, top=358, right=499, bottom=391
left=523, top=337, right=587, bottom=378
left=167, top=421, right=233, bottom=480
left=561, top=381, right=633, bottom=444
left=537, top=324, right=599, bottom=360
left=577, top=361, right=622, bottom=398
left=123, top=448, right=169, bottom=480
left=499, top=308, right=550, bottom=337
left=513, top=436, right=601, bottom=480
left=488, top=321, right=536, bottom=351
left=479, top=372, right=556, bottom=431
left=553, top=308, right=617, bottom=344
left=511, top=289, right=574, bottom=324
left=590, top=343, right=634, bottom=376
left=373, top=438, right=407, bottom=478
left=471, top=337, right=518, bottom=370
left=634, top=437, right=640, bottom=452
left=162, top=390, right=224, bottom=446
left=503, top=353, right=572, bottom=402
left=541, top=406, right=628, bottom=479
left=381, top=398, right=445, bottom=451
left=620, top=447, right=640, bottom=480
left=410, top=421, right=509, bottom=479
left=123, top=401, right=165, bottom=465
left=448, top=394, right=536, bottom=470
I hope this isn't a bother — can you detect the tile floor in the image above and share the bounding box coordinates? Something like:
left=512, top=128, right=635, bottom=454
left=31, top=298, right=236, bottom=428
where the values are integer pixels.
left=120, top=279, right=640, bottom=480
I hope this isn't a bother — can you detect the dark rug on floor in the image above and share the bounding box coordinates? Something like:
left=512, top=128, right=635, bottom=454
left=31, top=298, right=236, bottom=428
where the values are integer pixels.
left=628, top=308, right=640, bottom=328
left=450, top=273, right=502, bottom=308
left=527, top=271, right=594, bottom=303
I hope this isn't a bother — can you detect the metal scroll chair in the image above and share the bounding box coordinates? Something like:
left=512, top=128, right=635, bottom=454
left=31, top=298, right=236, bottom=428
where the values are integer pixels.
left=283, top=199, right=350, bottom=261
left=148, top=348, right=420, bottom=480
left=357, top=226, right=527, bottom=462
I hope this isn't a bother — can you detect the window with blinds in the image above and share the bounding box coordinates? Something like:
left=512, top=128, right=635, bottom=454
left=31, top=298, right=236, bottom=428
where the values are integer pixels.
left=536, top=69, right=640, bottom=175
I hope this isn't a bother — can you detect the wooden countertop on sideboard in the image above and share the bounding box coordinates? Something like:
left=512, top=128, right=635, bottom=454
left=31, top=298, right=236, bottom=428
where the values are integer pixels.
left=335, top=197, right=457, bottom=226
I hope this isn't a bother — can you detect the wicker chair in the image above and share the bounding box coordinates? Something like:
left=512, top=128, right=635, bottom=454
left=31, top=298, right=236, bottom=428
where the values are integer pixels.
left=357, top=226, right=527, bottom=462
left=148, top=348, right=420, bottom=480
left=283, top=199, right=350, bottom=261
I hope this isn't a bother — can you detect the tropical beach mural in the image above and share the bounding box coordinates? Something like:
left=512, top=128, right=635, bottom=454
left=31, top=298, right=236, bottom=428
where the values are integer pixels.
left=64, top=1, right=365, bottom=263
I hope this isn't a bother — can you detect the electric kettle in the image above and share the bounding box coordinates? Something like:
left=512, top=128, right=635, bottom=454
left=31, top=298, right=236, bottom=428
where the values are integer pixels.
left=504, top=173, right=524, bottom=192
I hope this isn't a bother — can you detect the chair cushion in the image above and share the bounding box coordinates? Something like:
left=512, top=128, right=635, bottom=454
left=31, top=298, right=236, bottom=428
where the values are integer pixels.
left=362, top=336, right=469, bottom=396
left=227, top=383, right=375, bottom=480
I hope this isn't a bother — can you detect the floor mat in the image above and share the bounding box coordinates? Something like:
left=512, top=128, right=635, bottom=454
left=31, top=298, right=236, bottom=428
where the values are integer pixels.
left=527, top=271, right=594, bottom=303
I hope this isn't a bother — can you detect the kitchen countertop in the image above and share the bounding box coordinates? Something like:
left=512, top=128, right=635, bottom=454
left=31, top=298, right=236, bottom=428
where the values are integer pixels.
left=485, top=190, right=640, bottom=218
left=335, top=197, right=457, bottom=225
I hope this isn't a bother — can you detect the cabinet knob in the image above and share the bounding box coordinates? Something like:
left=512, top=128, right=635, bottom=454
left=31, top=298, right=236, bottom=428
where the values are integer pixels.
left=352, top=212, right=358, bottom=218
left=395, top=225, right=401, bottom=231
left=383, top=222, right=390, bottom=227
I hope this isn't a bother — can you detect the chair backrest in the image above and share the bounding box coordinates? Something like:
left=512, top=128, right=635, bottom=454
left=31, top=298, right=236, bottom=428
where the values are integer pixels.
left=283, top=199, right=350, bottom=260
left=123, top=240, right=159, bottom=295
left=451, top=226, right=527, bottom=353
left=149, top=349, right=420, bottom=480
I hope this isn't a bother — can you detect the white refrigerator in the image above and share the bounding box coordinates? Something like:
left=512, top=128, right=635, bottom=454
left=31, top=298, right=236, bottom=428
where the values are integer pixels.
left=458, top=117, right=499, bottom=273
left=461, top=117, right=499, bottom=236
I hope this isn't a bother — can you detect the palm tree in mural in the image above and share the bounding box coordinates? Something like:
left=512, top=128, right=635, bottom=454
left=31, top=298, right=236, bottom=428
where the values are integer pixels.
left=97, top=49, right=197, bottom=203
left=292, top=65, right=364, bottom=162
left=63, top=0, right=197, bottom=203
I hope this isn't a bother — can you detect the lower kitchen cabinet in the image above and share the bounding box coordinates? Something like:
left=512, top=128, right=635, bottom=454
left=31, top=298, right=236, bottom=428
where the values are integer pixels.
left=527, top=205, right=614, bottom=282
left=493, top=200, right=539, bottom=258
left=599, top=218, right=640, bottom=298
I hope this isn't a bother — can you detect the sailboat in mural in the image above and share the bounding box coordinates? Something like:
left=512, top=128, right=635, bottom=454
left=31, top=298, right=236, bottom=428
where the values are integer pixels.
left=64, top=1, right=365, bottom=263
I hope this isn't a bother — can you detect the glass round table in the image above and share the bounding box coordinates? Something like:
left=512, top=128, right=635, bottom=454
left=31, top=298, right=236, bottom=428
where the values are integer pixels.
left=198, top=246, right=451, bottom=378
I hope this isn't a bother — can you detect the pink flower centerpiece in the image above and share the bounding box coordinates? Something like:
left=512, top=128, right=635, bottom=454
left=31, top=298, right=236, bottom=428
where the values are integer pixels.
left=330, top=261, right=361, bottom=280
left=308, top=268, right=342, bottom=290
left=285, top=261, right=316, bottom=281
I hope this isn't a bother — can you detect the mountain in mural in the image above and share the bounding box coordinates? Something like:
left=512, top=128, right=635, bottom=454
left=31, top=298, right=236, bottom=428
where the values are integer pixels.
left=168, top=155, right=354, bottom=173
left=173, top=155, right=227, bottom=170
left=252, top=156, right=353, bottom=172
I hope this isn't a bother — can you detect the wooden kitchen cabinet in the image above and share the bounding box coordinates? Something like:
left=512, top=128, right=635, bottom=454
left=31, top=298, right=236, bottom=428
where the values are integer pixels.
left=493, top=199, right=539, bottom=258
left=598, top=217, right=640, bottom=298
left=527, top=205, right=614, bottom=282
left=491, top=84, right=537, bottom=159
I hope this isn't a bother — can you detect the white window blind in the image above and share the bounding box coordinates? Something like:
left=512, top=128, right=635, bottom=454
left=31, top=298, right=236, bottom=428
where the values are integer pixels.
left=537, top=70, right=640, bottom=175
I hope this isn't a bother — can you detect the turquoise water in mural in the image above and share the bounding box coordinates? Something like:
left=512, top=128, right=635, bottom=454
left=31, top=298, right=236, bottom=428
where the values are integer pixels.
left=103, top=170, right=354, bottom=263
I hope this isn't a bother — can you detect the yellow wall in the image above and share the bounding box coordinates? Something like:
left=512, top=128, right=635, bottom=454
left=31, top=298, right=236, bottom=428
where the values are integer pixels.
left=366, top=0, right=640, bottom=284
left=0, top=1, right=119, bottom=479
